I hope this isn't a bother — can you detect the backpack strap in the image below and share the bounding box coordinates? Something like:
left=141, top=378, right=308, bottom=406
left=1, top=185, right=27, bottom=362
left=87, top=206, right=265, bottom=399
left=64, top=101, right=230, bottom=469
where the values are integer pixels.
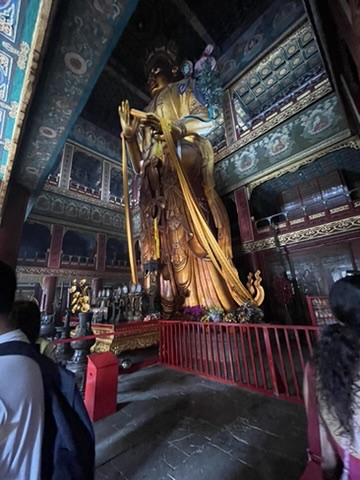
left=0, top=340, right=40, bottom=360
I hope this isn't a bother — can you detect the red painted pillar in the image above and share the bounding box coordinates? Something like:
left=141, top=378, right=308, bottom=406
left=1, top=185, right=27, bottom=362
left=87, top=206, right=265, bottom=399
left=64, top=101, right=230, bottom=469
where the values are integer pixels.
left=96, top=233, right=106, bottom=272
left=245, top=251, right=261, bottom=275
left=91, top=277, right=103, bottom=303
left=0, top=182, right=29, bottom=268
left=234, top=187, right=254, bottom=244
left=48, top=224, right=64, bottom=268
left=41, top=276, right=58, bottom=314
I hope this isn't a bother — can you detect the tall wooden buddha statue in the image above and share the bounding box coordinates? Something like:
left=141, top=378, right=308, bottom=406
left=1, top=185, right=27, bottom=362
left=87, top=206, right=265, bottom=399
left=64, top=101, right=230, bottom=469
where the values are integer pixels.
left=119, top=41, right=264, bottom=317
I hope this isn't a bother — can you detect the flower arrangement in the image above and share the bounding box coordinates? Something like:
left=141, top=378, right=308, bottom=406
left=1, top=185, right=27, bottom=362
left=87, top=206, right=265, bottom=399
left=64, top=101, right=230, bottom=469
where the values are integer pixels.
left=183, top=305, right=206, bottom=321
left=233, top=302, right=264, bottom=324
left=69, top=279, right=91, bottom=314
left=182, top=302, right=264, bottom=324
left=201, top=307, right=224, bottom=323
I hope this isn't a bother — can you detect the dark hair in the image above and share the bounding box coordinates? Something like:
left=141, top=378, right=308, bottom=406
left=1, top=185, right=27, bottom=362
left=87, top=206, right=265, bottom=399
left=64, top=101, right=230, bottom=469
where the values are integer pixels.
left=313, top=276, right=360, bottom=433
left=0, top=261, right=17, bottom=316
left=10, top=300, right=41, bottom=343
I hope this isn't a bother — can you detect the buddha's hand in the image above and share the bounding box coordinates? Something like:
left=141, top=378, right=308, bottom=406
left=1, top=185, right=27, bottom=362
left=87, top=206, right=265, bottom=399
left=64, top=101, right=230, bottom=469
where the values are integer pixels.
left=119, top=100, right=139, bottom=139
left=140, top=113, right=183, bottom=142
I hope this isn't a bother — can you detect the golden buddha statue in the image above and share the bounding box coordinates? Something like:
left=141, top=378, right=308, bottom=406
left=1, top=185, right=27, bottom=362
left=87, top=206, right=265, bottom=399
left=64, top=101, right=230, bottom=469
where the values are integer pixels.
left=119, top=43, right=263, bottom=317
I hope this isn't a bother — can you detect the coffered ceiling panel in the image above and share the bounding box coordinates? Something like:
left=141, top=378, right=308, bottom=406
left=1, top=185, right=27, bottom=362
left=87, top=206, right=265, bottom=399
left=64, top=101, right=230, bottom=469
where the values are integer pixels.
left=232, top=21, right=327, bottom=130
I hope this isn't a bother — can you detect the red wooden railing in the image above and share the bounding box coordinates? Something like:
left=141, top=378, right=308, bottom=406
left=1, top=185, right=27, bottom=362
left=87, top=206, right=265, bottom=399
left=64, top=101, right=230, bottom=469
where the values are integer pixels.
left=158, top=321, right=319, bottom=404
left=49, top=320, right=319, bottom=404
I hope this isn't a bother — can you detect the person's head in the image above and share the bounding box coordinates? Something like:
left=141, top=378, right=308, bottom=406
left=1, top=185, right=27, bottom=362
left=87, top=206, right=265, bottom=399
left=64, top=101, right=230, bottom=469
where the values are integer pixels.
left=10, top=300, right=41, bottom=343
left=0, top=261, right=17, bottom=327
left=144, top=41, right=182, bottom=97
left=329, top=275, right=360, bottom=326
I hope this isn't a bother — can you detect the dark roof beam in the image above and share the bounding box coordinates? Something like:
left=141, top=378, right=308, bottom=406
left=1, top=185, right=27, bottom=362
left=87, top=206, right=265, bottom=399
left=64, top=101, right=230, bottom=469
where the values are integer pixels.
left=104, top=64, right=151, bottom=104
left=170, top=0, right=218, bottom=50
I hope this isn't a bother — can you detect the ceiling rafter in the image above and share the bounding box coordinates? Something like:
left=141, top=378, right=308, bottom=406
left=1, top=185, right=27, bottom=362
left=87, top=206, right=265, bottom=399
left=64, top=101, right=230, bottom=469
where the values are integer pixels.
left=105, top=63, right=151, bottom=103
left=170, top=0, right=218, bottom=50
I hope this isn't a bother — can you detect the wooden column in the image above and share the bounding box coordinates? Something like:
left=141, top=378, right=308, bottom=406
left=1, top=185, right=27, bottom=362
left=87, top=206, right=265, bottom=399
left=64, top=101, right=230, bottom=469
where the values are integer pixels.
left=41, top=276, right=57, bottom=314
left=96, top=233, right=106, bottom=272
left=244, top=251, right=261, bottom=275
left=0, top=182, right=29, bottom=268
left=91, top=277, right=103, bottom=303
left=48, top=224, right=64, bottom=268
left=234, top=187, right=254, bottom=244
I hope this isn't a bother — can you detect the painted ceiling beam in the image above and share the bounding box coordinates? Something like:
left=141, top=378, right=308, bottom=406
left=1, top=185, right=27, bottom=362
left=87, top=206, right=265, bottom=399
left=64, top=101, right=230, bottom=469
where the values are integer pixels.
left=13, top=0, right=138, bottom=216
left=0, top=0, right=59, bottom=219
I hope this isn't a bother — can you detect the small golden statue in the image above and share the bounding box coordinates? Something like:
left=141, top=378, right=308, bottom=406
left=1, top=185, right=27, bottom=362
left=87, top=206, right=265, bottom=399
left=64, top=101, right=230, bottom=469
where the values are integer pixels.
left=69, top=279, right=91, bottom=314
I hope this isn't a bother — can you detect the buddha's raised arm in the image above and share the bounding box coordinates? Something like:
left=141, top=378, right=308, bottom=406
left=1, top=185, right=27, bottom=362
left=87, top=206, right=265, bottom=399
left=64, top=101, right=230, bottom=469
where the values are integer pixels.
left=118, top=101, right=142, bottom=174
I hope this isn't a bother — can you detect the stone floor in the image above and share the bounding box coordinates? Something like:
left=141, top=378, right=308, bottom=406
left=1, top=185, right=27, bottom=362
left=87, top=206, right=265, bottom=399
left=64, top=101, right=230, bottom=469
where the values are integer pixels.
left=94, top=365, right=307, bottom=480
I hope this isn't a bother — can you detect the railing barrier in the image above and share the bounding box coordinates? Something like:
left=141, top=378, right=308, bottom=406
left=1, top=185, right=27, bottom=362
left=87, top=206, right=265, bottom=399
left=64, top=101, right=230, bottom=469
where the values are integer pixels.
left=158, top=321, right=319, bottom=403
left=48, top=320, right=319, bottom=404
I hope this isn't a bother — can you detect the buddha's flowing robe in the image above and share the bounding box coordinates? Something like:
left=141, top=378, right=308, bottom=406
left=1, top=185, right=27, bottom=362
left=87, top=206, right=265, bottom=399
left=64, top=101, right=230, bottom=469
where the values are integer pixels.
left=137, top=80, right=243, bottom=316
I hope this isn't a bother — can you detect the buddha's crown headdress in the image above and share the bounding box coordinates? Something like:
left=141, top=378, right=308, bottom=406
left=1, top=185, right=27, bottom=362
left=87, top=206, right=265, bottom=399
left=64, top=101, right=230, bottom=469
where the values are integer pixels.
left=144, top=39, right=179, bottom=76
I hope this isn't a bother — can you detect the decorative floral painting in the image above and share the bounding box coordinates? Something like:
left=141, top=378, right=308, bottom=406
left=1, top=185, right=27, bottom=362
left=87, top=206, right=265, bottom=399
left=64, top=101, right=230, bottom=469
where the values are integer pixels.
left=215, top=93, right=349, bottom=195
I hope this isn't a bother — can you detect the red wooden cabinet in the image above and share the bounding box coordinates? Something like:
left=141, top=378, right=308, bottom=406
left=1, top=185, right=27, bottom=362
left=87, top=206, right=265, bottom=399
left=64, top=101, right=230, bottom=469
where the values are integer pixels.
left=84, top=351, right=118, bottom=422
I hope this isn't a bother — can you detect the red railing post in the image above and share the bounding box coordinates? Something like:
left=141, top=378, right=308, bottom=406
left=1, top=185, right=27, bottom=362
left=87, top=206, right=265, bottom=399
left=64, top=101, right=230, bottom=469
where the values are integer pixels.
left=263, top=327, right=280, bottom=397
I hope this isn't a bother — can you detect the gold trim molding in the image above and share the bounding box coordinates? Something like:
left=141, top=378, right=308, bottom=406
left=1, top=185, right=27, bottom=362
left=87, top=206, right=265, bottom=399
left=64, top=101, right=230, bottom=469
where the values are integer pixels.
left=242, top=214, right=360, bottom=253
left=247, top=136, right=360, bottom=195
left=16, top=266, right=132, bottom=280
left=91, top=324, right=159, bottom=356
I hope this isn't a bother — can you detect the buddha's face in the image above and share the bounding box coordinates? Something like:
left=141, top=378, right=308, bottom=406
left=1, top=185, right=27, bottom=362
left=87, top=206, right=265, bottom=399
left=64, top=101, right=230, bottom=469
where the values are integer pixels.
left=147, top=61, right=172, bottom=98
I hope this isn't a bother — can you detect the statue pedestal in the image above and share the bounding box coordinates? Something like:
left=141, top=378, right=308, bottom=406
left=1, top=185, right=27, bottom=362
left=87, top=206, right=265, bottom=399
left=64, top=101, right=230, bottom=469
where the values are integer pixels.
left=91, top=321, right=159, bottom=356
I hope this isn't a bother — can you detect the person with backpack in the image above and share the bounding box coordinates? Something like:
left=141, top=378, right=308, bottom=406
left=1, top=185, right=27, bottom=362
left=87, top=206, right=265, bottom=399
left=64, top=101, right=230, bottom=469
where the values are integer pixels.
left=0, top=261, right=44, bottom=479
left=11, top=299, right=57, bottom=360
left=0, top=261, right=95, bottom=479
